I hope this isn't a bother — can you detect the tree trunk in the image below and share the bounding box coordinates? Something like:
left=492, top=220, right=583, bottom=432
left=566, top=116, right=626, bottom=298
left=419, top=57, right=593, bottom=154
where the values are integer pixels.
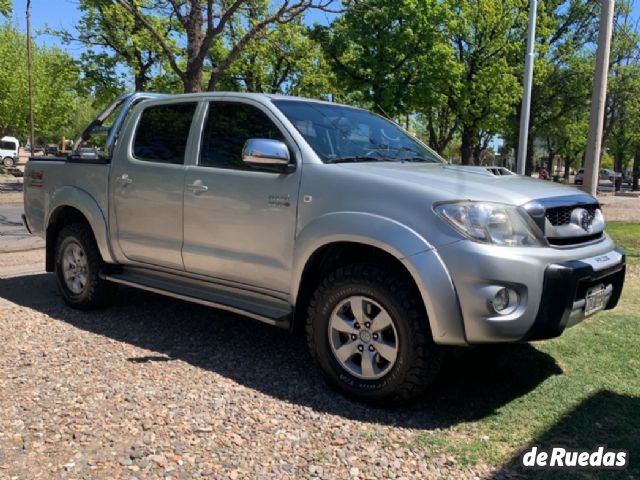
left=134, top=72, right=147, bottom=91
left=183, top=67, right=203, bottom=93
left=633, top=146, right=640, bottom=191
left=563, top=157, right=572, bottom=181
left=183, top=6, right=204, bottom=93
left=460, top=125, right=474, bottom=165
left=472, top=144, right=482, bottom=165
left=614, top=152, right=623, bottom=176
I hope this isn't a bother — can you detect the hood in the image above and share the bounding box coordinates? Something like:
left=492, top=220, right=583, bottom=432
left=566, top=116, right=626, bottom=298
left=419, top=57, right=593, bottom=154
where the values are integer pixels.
left=336, top=162, right=593, bottom=206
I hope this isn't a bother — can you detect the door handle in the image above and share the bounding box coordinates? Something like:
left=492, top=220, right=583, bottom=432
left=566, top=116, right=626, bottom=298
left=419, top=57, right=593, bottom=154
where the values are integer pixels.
left=186, top=181, right=208, bottom=193
left=117, top=173, right=133, bottom=185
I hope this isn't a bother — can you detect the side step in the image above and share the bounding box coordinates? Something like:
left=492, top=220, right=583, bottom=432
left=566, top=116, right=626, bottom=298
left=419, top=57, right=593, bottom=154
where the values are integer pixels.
left=102, top=267, right=292, bottom=328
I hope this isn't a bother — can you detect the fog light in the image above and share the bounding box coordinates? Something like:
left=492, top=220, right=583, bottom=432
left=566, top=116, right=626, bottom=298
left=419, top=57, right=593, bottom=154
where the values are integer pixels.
left=491, top=287, right=519, bottom=315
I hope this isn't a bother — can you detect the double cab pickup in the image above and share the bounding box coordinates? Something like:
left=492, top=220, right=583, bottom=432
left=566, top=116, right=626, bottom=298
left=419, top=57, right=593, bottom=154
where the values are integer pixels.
left=23, top=92, right=626, bottom=403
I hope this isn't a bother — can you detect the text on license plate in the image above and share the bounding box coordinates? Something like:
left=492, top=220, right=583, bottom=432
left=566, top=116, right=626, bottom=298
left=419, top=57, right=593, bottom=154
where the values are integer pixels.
left=584, top=284, right=606, bottom=316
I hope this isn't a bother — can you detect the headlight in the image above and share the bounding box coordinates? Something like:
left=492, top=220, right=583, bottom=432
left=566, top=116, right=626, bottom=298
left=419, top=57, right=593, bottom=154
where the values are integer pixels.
left=434, top=201, right=545, bottom=247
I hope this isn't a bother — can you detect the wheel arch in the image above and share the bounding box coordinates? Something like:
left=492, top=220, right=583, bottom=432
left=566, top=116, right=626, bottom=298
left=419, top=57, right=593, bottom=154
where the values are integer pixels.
left=45, top=187, right=114, bottom=272
left=291, top=213, right=439, bottom=334
left=291, top=212, right=466, bottom=345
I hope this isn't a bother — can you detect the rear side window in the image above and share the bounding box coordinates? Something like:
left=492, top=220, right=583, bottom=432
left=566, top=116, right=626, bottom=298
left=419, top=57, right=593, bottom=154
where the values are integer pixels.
left=133, top=103, right=197, bottom=164
left=0, top=141, right=17, bottom=151
left=200, top=102, right=285, bottom=170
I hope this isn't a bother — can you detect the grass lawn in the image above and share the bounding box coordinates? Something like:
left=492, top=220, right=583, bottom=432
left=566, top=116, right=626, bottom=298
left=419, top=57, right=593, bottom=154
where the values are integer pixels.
left=412, top=222, right=640, bottom=478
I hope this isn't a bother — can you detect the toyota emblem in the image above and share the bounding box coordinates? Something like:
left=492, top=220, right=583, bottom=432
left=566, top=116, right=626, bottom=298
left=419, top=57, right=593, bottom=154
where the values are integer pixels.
left=572, top=208, right=594, bottom=232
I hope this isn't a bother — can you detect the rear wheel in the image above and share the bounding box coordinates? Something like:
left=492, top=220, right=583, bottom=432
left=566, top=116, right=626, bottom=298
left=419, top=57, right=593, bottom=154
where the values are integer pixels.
left=55, top=223, right=117, bottom=309
left=2, top=157, right=15, bottom=167
left=306, top=264, right=445, bottom=405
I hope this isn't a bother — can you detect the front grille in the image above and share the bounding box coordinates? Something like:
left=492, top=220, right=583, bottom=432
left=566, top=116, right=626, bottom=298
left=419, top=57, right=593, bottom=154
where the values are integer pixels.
left=547, top=232, right=604, bottom=246
left=545, top=204, right=598, bottom=226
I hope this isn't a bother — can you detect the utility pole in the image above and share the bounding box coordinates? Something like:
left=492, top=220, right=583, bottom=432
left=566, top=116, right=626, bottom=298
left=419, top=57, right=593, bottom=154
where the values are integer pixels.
left=516, top=0, right=538, bottom=176
left=583, top=0, right=615, bottom=195
left=26, top=0, right=35, bottom=155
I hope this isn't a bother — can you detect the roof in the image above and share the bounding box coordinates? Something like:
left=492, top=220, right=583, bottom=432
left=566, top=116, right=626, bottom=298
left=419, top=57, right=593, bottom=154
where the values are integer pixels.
left=133, top=91, right=337, bottom=106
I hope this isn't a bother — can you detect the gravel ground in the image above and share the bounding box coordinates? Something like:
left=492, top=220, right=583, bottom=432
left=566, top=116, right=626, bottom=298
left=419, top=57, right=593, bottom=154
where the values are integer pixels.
left=0, top=249, right=500, bottom=480
left=0, top=184, right=636, bottom=479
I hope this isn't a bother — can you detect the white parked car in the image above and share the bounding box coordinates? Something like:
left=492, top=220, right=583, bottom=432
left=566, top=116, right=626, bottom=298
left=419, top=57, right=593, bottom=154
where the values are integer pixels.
left=0, top=136, right=19, bottom=167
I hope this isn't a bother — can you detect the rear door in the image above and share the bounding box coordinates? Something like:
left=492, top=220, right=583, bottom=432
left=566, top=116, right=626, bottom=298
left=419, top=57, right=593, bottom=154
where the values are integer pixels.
left=111, top=101, right=197, bottom=270
left=182, top=100, right=301, bottom=294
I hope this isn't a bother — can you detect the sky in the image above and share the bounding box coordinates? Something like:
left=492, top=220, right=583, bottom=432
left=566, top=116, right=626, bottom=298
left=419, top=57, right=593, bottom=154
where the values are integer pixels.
left=9, top=0, right=640, bottom=54
left=9, top=0, right=339, bottom=51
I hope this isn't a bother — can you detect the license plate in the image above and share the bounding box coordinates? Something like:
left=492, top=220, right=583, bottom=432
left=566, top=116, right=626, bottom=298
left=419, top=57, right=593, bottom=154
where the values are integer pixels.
left=584, top=284, right=606, bottom=316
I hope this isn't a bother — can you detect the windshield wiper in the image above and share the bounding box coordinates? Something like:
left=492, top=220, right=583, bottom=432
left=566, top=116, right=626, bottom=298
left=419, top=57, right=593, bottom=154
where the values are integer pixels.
left=325, top=156, right=392, bottom=164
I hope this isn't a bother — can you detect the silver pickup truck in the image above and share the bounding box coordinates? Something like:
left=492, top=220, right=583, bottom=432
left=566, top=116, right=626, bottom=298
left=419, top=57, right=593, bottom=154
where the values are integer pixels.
left=23, top=92, right=626, bottom=404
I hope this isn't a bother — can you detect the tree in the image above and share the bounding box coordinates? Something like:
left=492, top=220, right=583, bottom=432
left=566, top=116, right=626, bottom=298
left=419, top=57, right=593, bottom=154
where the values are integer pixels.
left=113, top=0, right=343, bottom=93
left=506, top=0, right=599, bottom=174
left=602, top=0, right=640, bottom=180
left=320, top=0, right=524, bottom=162
left=313, top=0, right=452, bottom=118
left=546, top=108, right=589, bottom=180
left=53, top=0, right=173, bottom=92
left=417, top=94, right=459, bottom=155
left=211, top=16, right=336, bottom=98
left=0, top=0, right=10, bottom=17
left=0, top=25, right=91, bottom=142
left=447, top=0, right=523, bottom=165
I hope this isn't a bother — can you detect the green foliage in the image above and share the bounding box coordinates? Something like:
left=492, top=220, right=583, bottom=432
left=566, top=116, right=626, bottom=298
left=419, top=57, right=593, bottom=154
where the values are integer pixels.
left=3, top=0, right=639, bottom=170
left=504, top=0, right=599, bottom=173
left=0, top=24, right=96, bottom=143
left=52, top=0, right=170, bottom=94
left=212, top=18, right=337, bottom=99
left=603, top=0, right=640, bottom=173
left=316, top=0, right=524, bottom=161
left=447, top=0, right=524, bottom=163
left=313, top=0, right=453, bottom=117
left=0, top=0, right=10, bottom=18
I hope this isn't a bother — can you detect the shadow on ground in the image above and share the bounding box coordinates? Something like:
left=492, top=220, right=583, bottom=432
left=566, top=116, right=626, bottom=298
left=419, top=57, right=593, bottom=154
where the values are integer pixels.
left=1, top=272, right=563, bottom=429
left=494, top=390, right=640, bottom=479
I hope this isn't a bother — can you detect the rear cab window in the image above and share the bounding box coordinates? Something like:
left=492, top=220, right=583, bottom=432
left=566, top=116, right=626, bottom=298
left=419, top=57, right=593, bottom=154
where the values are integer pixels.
left=133, top=103, right=197, bottom=164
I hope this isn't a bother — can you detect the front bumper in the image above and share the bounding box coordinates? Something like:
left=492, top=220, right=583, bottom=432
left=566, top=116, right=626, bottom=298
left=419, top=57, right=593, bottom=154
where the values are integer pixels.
left=524, top=249, right=625, bottom=340
left=431, top=236, right=626, bottom=344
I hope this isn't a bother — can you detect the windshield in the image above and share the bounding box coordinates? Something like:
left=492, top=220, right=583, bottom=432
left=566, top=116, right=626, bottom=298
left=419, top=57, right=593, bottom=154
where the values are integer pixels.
left=272, top=100, right=443, bottom=164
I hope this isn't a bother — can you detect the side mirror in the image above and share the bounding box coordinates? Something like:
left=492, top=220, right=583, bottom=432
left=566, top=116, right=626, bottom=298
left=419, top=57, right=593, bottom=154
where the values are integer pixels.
left=242, top=139, right=294, bottom=173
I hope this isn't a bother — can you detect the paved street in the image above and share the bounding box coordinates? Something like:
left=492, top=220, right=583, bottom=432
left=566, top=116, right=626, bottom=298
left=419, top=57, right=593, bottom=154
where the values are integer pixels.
left=0, top=205, right=44, bottom=253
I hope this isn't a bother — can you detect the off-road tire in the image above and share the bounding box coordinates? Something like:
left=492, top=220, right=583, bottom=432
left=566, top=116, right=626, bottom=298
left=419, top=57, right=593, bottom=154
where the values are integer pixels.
left=306, top=264, right=445, bottom=405
left=55, top=223, right=117, bottom=309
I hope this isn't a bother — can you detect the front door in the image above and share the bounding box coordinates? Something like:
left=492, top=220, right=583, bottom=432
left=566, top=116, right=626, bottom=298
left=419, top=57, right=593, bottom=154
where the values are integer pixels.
left=182, top=100, right=301, bottom=294
left=111, top=101, right=197, bottom=270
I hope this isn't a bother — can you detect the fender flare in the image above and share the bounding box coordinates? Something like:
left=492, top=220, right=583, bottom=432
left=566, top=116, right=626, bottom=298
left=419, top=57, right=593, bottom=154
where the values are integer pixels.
left=291, top=212, right=466, bottom=345
left=292, top=212, right=434, bottom=301
left=46, top=186, right=115, bottom=264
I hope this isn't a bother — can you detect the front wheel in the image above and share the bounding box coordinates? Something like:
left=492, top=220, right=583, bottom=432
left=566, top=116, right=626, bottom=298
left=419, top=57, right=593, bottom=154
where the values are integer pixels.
left=55, top=223, right=117, bottom=309
left=306, top=264, right=445, bottom=405
left=2, top=157, right=15, bottom=167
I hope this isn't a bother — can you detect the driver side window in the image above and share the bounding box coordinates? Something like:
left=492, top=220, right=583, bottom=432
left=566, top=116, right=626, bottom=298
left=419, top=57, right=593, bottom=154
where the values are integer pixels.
left=200, top=102, right=286, bottom=170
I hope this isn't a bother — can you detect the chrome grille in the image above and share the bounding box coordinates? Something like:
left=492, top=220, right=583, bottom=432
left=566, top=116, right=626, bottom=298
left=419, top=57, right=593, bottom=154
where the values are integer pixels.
left=545, top=204, right=599, bottom=226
